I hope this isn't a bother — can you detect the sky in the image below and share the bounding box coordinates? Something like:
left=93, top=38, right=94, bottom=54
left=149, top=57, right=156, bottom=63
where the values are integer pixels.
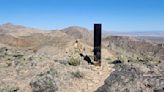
left=0, top=0, right=164, bottom=32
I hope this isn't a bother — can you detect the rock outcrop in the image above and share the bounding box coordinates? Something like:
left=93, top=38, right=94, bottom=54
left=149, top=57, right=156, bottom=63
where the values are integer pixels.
left=96, top=61, right=164, bottom=92
left=30, top=73, right=58, bottom=92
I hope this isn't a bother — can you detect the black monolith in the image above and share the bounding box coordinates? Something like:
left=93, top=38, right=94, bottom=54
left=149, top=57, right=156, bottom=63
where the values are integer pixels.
left=94, top=24, right=101, bottom=65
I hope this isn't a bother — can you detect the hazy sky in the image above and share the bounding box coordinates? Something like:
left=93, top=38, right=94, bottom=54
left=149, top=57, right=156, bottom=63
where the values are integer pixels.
left=0, top=0, right=164, bottom=32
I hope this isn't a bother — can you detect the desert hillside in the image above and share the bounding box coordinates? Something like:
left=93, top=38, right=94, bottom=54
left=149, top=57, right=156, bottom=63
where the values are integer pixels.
left=0, top=23, right=163, bottom=92
left=0, top=23, right=43, bottom=37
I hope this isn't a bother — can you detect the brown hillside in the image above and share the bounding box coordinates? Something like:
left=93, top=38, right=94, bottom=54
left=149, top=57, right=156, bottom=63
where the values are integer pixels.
left=0, top=34, right=32, bottom=48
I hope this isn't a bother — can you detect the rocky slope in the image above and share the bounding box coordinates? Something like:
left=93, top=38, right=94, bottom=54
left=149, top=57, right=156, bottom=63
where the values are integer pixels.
left=97, top=36, right=164, bottom=92
left=0, top=45, right=113, bottom=92
left=103, top=36, right=164, bottom=60
left=61, top=26, right=93, bottom=45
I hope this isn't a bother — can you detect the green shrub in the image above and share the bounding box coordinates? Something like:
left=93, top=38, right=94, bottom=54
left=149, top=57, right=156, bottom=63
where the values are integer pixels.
left=118, top=55, right=127, bottom=62
left=71, top=71, right=84, bottom=78
left=68, top=57, right=80, bottom=66
left=106, top=57, right=112, bottom=60
left=47, top=67, right=58, bottom=77
left=106, top=57, right=117, bottom=64
left=6, top=61, right=12, bottom=67
left=0, top=83, right=19, bottom=92
left=13, top=54, right=24, bottom=59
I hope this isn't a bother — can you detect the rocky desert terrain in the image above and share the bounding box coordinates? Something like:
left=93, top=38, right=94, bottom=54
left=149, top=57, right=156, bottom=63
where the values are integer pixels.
left=0, top=23, right=163, bottom=92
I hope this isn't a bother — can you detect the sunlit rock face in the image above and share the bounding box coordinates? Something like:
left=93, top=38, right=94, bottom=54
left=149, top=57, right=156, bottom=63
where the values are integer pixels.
left=96, top=61, right=164, bottom=92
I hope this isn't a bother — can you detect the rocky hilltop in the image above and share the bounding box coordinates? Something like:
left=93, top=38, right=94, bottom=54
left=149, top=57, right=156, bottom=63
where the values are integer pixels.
left=0, top=23, right=163, bottom=92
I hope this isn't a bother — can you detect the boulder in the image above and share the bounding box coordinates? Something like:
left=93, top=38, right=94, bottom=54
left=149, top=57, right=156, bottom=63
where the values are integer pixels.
left=96, top=62, right=164, bottom=92
left=30, top=73, right=58, bottom=92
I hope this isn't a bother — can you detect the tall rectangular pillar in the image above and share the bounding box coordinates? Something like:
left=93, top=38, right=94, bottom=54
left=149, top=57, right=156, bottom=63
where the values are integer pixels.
left=94, top=24, right=101, bottom=65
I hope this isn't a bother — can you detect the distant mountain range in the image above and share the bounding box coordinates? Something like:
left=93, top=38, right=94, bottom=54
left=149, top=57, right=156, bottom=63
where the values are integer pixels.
left=104, top=31, right=164, bottom=37
left=1, top=23, right=163, bottom=37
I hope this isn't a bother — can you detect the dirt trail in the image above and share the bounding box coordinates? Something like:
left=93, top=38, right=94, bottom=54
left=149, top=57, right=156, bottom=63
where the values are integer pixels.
left=57, top=60, right=113, bottom=92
